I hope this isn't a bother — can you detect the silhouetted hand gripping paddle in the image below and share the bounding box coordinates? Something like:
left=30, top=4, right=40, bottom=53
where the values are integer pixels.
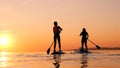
left=88, top=39, right=101, bottom=49
left=47, top=41, right=54, bottom=54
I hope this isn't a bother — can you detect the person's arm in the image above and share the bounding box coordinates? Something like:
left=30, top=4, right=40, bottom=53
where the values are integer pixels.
left=53, top=27, right=55, bottom=34
left=80, top=32, right=82, bottom=36
left=86, top=32, right=89, bottom=39
left=58, top=26, right=62, bottom=32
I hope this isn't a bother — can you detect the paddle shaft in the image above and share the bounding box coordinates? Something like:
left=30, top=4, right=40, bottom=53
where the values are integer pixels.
left=88, top=39, right=97, bottom=46
left=47, top=41, right=54, bottom=54
left=49, top=41, right=54, bottom=48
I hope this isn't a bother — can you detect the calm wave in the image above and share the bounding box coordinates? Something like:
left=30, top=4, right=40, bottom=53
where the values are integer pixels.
left=0, top=50, right=120, bottom=68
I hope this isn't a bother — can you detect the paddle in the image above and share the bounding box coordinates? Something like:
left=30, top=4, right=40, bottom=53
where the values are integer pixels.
left=88, top=39, right=101, bottom=49
left=47, top=41, right=54, bottom=54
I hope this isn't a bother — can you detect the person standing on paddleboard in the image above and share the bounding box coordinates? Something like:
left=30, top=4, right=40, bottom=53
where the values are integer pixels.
left=80, top=28, right=89, bottom=52
left=53, top=21, right=62, bottom=53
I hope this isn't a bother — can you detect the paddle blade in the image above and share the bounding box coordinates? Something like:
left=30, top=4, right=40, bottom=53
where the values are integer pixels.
left=47, top=48, right=50, bottom=54
left=96, top=45, right=101, bottom=49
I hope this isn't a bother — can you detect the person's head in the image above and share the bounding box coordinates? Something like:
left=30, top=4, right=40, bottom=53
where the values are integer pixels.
left=82, top=28, right=86, bottom=32
left=54, top=21, right=58, bottom=26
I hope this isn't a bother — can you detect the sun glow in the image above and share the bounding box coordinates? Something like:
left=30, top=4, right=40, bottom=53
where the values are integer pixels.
left=0, top=35, right=9, bottom=46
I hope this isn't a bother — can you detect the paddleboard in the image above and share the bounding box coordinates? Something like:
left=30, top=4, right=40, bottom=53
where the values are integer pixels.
left=80, top=50, right=91, bottom=53
left=51, top=51, right=65, bottom=55
left=73, top=49, right=91, bottom=54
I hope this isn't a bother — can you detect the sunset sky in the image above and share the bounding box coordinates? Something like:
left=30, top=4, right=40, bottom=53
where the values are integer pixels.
left=0, top=0, right=120, bottom=51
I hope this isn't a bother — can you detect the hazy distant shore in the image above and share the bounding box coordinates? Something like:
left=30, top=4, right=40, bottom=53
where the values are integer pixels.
left=0, top=47, right=120, bottom=52
left=71, top=47, right=120, bottom=51
left=89, top=47, right=120, bottom=50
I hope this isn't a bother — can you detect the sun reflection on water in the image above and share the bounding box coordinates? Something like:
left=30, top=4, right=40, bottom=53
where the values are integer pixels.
left=0, top=52, right=8, bottom=67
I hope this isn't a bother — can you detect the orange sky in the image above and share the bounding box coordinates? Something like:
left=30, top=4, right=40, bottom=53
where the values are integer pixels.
left=0, top=0, right=120, bottom=51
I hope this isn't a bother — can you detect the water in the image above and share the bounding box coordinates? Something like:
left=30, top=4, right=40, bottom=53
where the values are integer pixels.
left=0, top=50, right=120, bottom=68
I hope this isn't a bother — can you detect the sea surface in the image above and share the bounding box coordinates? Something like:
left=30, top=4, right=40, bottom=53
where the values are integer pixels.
left=0, top=50, right=120, bottom=68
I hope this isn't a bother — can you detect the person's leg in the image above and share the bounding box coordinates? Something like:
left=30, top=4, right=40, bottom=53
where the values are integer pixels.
left=81, top=39, right=84, bottom=50
left=85, top=40, right=88, bottom=51
left=58, top=35, right=61, bottom=52
left=54, top=36, right=57, bottom=52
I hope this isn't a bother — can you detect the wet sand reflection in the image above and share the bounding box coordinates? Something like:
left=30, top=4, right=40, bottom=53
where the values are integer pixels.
left=53, top=54, right=61, bottom=68
left=81, top=54, right=88, bottom=68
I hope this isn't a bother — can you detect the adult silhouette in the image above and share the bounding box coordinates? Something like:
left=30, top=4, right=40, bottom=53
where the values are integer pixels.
left=53, top=21, right=62, bottom=53
left=80, top=28, right=89, bottom=52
